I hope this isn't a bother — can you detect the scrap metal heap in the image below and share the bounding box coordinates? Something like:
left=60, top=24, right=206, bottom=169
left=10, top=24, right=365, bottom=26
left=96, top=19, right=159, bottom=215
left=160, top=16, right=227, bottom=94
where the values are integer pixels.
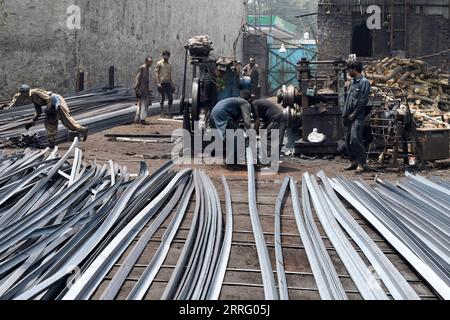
left=0, top=140, right=448, bottom=300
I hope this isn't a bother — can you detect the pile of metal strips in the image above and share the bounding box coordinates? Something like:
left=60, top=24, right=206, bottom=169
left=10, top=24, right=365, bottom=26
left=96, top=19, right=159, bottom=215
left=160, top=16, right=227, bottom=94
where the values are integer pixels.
left=273, top=170, right=449, bottom=300
left=0, top=141, right=448, bottom=300
left=265, top=153, right=448, bottom=299
left=0, top=86, right=181, bottom=148
left=0, top=138, right=232, bottom=300
left=329, top=173, right=450, bottom=299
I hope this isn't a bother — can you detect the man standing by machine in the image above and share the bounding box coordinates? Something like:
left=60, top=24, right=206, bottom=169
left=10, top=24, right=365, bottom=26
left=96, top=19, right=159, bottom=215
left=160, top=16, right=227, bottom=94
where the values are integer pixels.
left=343, top=61, right=371, bottom=173
left=6, top=85, right=88, bottom=147
left=156, top=50, right=174, bottom=117
left=134, top=56, right=153, bottom=124
left=252, top=98, right=287, bottom=159
left=242, top=58, right=262, bottom=99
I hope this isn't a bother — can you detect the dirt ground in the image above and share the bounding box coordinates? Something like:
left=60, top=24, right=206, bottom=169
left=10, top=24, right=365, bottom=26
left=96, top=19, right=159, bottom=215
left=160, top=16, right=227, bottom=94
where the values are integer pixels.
left=14, top=114, right=447, bottom=184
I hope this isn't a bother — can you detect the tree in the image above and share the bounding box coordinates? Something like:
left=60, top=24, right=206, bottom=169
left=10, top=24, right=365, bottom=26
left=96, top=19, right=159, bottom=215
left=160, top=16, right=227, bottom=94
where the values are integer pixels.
left=0, top=0, right=7, bottom=26
left=247, top=0, right=318, bottom=37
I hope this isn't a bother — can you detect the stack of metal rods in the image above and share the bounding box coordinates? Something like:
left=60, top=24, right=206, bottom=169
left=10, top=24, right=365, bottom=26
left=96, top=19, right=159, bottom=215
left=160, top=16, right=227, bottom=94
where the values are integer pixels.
left=0, top=86, right=182, bottom=147
left=0, top=139, right=232, bottom=300
left=330, top=172, right=450, bottom=299
left=159, top=171, right=232, bottom=301
left=274, top=172, right=435, bottom=300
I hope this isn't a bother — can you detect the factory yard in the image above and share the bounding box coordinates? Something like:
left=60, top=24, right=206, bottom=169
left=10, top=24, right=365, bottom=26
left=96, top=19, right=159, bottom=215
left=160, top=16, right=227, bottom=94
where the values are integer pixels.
left=1, top=0, right=449, bottom=307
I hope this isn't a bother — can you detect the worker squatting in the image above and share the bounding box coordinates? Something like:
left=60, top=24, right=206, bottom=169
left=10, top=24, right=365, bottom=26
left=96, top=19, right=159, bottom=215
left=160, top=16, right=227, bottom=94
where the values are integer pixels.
left=171, top=127, right=281, bottom=175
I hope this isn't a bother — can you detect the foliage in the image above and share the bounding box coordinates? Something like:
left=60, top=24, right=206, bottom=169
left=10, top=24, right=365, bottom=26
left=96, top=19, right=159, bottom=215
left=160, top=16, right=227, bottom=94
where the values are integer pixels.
left=247, top=0, right=318, bottom=37
left=0, top=0, right=7, bottom=26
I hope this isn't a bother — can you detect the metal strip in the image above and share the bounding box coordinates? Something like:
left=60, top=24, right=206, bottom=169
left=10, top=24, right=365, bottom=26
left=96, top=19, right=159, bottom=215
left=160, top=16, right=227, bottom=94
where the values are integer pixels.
left=274, top=177, right=290, bottom=300
left=246, top=148, right=279, bottom=300
left=331, top=178, right=450, bottom=299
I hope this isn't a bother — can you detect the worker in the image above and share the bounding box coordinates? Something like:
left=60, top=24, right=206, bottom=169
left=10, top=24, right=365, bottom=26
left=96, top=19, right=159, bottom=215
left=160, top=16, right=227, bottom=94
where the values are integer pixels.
left=210, top=90, right=253, bottom=141
left=343, top=61, right=371, bottom=173
left=242, top=57, right=262, bottom=99
left=155, top=50, right=174, bottom=117
left=134, top=56, right=153, bottom=125
left=210, top=91, right=253, bottom=166
left=7, top=85, right=88, bottom=147
left=251, top=98, right=286, bottom=160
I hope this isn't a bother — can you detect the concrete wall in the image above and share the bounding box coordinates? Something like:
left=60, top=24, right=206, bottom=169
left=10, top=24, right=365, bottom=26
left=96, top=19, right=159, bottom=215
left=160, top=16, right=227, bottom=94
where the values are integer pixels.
left=0, top=0, right=246, bottom=100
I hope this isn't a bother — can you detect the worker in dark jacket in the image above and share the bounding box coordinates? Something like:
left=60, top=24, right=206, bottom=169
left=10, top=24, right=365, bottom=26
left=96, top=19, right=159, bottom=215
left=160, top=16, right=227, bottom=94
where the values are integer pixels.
left=343, top=61, right=371, bottom=173
left=252, top=98, right=286, bottom=158
left=7, top=85, right=88, bottom=147
left=242, top=58, right=262, bottom=99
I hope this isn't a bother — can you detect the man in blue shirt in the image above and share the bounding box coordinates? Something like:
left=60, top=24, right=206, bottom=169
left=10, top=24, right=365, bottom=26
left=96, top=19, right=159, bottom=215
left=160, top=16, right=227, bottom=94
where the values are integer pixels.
left=343, top=61, right=371, bottom=173
left=210, top=93, right=253, bottom=142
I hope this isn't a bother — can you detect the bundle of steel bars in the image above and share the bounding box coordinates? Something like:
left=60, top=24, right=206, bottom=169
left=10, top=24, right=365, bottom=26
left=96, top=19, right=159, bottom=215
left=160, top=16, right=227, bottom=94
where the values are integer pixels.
left=329, top=173, right=450, bottom=299
left=0, top=139, right=231, bottom=300
left=0, top=86, right=181, bottom=148
left=1, top=141, right=448, bottom=300
left=265, top=150, right=448, bottom=300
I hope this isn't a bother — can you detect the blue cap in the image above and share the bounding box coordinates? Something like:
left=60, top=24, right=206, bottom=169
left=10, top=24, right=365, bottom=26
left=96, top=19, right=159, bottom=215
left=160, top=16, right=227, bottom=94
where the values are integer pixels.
left=19, top=84, right=31, bottom=93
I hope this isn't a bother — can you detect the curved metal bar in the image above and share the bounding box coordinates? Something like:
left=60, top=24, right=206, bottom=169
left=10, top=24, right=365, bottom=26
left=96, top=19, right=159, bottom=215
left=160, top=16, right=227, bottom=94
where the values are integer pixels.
left=126, top=179, right=194, bottom=300
left=317, top=171, right=420, bottom=300
left=206, top=176, right=233, bottom=300
left=62, top=169, right=192, bottom=300
left=290, top=177, right=346, bottom=300
left=304, top=173, right=388, bottom=300
left=246, top=148, right=279, bottom=300
left=331, top=178, right=450, bottom=299
left=274, top=177, right=290, bottom=300
left=161, top=171, right=201, bottom=300
left=101, top=176, right=189, bottom=300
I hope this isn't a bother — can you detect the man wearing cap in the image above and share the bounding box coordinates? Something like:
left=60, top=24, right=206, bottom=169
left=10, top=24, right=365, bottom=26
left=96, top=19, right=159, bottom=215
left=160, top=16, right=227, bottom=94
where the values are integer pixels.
left=6, top=85, right=88, bottom=147
left=156, top=50, right=174, bottom=116
left=242, top=58, right=262, bottom=99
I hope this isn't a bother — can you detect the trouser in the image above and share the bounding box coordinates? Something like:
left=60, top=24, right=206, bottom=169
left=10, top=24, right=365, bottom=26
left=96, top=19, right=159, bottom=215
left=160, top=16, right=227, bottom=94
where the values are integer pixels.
left=260, top=117, right=286, bottom=160
left=45, top=96, right=83, bottom=144
left=345, top=118, right=367, bottom=165
left=160, top=82, right=174, bottom=113
left=251, top=85, right=261, bottom=99
left=135, top=97, right=151, bottom=122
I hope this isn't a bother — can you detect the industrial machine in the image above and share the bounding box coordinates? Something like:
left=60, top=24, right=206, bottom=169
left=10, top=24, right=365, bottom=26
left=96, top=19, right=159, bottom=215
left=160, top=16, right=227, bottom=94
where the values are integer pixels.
left=369, top=98, right=450, bottom=167
left=181, top=36, right=251, bottom=134
left=277, top=58, right=348, bottom=155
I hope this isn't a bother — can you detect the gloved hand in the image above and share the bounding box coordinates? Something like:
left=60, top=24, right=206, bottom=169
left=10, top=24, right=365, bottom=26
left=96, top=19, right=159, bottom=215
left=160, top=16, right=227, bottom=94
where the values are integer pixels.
left=244, top=132, right=250, bottom=148
left=25, top=120, right=34, bottom=131
left=348, top=112, right=357, bottom=122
